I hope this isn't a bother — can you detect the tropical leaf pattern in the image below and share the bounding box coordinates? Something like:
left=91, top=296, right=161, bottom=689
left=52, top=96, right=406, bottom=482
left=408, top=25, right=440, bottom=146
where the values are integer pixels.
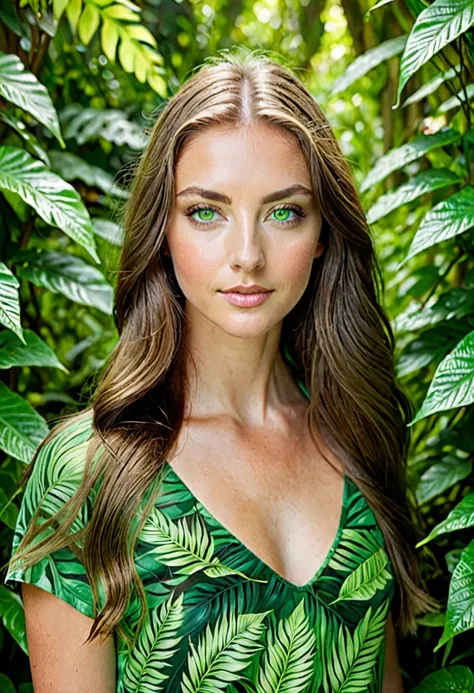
left=4, top=396, right=395, bottom=693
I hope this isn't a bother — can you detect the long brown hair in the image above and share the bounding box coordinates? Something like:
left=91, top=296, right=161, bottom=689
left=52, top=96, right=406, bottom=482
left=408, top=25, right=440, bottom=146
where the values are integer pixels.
left=5, top=46, right=437, bottom=647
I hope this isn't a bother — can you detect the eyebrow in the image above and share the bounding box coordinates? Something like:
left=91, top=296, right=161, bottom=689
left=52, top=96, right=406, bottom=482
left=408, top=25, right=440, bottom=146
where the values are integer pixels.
left=176, top=183, right=313, bottom=205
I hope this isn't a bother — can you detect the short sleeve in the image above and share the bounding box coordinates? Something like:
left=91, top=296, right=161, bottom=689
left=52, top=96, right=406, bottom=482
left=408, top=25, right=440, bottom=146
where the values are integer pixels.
left=4, top=412, right=100, bottom=620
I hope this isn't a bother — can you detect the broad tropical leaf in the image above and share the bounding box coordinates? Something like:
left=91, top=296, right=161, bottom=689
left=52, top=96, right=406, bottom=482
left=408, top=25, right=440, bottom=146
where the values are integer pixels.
left=180, top=609, right=269, bottom=693
left=255, top=598, right=316, bottom=693
left=0, top=261, right=24, bottom=343
left=400, top=186, right=474, bottom=264
left=437, top=83, right=474, bottom=114
left=15, top=249, right=113, bottom=314
left=49, top=151, right=130, bottom=200
left=93, top=218, right=124, bottom=246
left=0, top=328, right=67, bottom=372
left=416, top=456, right=472, bottom=505
left=0, top=147, right=99, bottom=263
left=0, top=584, right=28, bottom=654
left=410, top=330, right=474, bottom=423
left=417, top=494, right=474, bottom=546
left=331, top=35, right=407, bottom=96
left=123, top=592, right=185, bottom=693
left=410, top=665, right=474, bottom=692
left=435, top=540, right=474, bottom=651
left=328, top=529, right=382, bottom=574
left=330, top=548, right=392, bottom=604
left=359, top=128, right=460, bottom=192
left=0, top=383, right=49, bottom=463
left=0, top=51, right=64, bottom=146
left=395, top=0, right=474, bottom=107
left=366, top=168, right=460, bottom=224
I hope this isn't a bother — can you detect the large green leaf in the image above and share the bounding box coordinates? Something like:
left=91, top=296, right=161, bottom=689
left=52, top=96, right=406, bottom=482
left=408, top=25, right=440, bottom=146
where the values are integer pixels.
left=180, top=609, right=269, bottom=693
left=331, top=35, right=407, bottom=96
left=366, top=168, right=460, bottom=224
left=0, top=674, right=16, bottom=693
left=435, top=539, right=474, bottom=650
left=0, top=328, right=67, bottom=372
left=0, top=261, right=24, bottom=343
left=411, top=665, right=474, bottom=692
left=255, top=598, right=316, bottom=693
left=0, top=146, right=99, bottom=264
left=0, top=107, right=50, bottom=166
left=0, top=585, right=28, bottom=654
left=0, top=50, right=64, bottom=147
left=417, top=494, right=474, bottom=546
left=0, top=382, right=49, bottom=462
left=15, top=250, right=113, bottom=315
left=401, top=66, right=459, bottom=107
left=415, top=456, right=472, bottom=505
left=400, top=186, right=474, bottom=264
left=0, top=486, right=19, bottom=529
left=396, top=327, right=463, bottom=379
left=395, top=0, right=474, bottom=107
left=410, top=330, right=474, bottom=423
left=394, top=288, right=474, bottom=334
left=60, top=104, right=148, bottom=149
left=330, top=547, right=392, bottom=604
left=123, top=592, right=185, bottom=693
left=359, top=128, right=460, bottom=192
left=93, top=218, right=124, bottom=246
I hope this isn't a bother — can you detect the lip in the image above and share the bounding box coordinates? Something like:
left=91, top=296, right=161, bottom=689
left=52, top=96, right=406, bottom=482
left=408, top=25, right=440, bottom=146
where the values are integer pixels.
left=220, top=284, right=271, bottom=294
left=219, top=290, right=273, bottom=308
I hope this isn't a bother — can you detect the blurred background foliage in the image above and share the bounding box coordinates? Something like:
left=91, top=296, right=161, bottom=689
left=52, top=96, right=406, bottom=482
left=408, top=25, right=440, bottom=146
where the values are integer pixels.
left=0, top=0, right=473, bottom=690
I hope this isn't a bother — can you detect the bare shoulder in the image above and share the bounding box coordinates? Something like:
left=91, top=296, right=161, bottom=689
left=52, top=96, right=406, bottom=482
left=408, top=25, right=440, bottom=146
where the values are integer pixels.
left=22, top=583, right=116, bottom=693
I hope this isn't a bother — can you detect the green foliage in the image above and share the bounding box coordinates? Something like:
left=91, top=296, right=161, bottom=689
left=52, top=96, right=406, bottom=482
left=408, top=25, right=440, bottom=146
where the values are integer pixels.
left=0, top=0, right=473, bottom=690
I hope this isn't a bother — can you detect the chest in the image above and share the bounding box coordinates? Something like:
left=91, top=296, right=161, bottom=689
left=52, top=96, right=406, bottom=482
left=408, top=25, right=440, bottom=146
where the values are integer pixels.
left=165, top=422, right=346, bottom=587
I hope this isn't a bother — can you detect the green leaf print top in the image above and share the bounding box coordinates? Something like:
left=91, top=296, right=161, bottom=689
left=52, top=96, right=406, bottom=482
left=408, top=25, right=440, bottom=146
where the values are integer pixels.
left=5, top=377, right=396, bottom=693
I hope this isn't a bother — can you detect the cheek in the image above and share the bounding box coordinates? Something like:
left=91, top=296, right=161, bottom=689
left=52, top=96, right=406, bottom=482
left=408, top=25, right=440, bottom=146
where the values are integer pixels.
left=277, top=239, right=316, bottom=286
left=169, top=236, right=217, bottom=289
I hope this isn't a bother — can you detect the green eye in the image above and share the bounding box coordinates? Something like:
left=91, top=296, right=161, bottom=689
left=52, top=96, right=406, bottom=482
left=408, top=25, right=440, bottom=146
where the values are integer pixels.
left=273, top=208, right=293, bottom=222
left=196, top=208, right=215, bottom=221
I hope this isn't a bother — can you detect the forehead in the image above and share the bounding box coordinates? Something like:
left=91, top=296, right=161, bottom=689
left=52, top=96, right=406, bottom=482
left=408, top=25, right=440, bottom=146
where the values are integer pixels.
left=174, top=121, right=311, bottom=191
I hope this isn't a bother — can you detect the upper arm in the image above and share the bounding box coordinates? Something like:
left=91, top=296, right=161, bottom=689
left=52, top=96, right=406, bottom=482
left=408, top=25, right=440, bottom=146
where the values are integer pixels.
left=382, top=611, right=404, bottom=693
left=22, top=582, right=116, bottom=693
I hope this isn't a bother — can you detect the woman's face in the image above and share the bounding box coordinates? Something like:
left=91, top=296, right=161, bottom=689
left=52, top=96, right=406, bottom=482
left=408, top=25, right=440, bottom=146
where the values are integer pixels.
left=166, top=121, right=324, bottom=338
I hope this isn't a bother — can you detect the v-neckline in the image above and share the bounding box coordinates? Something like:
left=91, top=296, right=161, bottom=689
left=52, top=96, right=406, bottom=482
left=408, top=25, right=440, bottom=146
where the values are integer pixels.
left=163, top=460, right=350, bottom=591
left=161, top=352, right=349, bottom=591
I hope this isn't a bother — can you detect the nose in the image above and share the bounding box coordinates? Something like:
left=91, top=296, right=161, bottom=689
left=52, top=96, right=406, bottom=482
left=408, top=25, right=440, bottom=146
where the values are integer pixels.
left=228, top=217, right=265, bottom=272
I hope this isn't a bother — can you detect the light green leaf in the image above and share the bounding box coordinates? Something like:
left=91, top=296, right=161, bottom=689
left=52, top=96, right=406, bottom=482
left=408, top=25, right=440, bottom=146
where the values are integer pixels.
left=123, top=592, right=185, bottom=693
left=417, top=494, right=474, bottom=546
left=0, top=585, right=28, bottom=653
left=330, top=548, right=392, bottom=604
left=78, top=2, right=100, bottom=45
left=366, top=168, right=460, bottom=224
left=401, top=66, right=459, bottom=107
left=181, top=609, right=269, bottom=693
left=100, top=16, right=119, bottom=61
left=360, top=128, right=460, bottom=192
left=255, top=598, right=316, bottom=693
left=0, top=146, right=99, bottom=264
left=395, top=0, right=474, bottom=108
left=324, top=600, right=389, bottom=692
left=0, top=108, right=50, bottom=166
left=435, top=540, right=474, bottom=650
left=400, top=186, right=474, bottom=265
left=437, top=83, right=474, bottom=114
left=331, top=35, right=407, bottom=96
left=0, top=382, right=49, bottom=462
left=15, top=250, right=113, bottom=314
left=0, top=261, right=24, bottom=343
left=93, top=218, right=124, bottom=246
left=0, top=50, right=64, bottom=147
left=0, top=328, right=67, bottom=372
left=411, top=665, right=474, bottom=692
left=410, top=330, right=474, bottom=423
left=415, top=456, right=472, bottom=505
left=328, top=528, right=382, bottom=574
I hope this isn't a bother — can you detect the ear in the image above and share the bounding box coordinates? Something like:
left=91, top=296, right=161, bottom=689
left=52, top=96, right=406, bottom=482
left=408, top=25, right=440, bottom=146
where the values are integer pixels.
left=314, top=242, right=324, bottom=259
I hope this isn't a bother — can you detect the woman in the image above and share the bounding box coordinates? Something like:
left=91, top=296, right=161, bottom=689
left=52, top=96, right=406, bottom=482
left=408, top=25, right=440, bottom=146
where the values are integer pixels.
left=4, top=48, right=435, bottom=692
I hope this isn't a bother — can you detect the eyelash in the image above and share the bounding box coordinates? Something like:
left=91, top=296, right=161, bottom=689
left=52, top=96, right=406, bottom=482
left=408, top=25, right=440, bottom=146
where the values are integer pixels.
left=183, top=203, right=307, bottom=228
